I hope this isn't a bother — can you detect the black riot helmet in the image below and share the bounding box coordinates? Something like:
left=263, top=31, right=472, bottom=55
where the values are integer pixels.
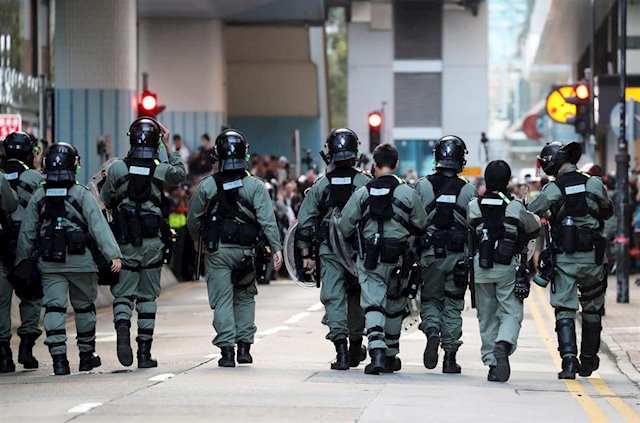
left=127, top=117, right=162, bottom=159
left=44, top=142, right=80, bottom=183
left=485, top=160, right=511, bottom=193
left=324, top=128, right=359, bottom=164
left=3, top=131, right=38, bottom=164
left=213, top=129, right=248, bottom=171
left=433, top=135, right=467, bottom=173
left=537, top=141, right=581, bottom=177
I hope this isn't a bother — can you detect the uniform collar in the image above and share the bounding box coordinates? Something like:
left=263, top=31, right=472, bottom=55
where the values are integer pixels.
left=558, top=164, right=578, bottom=176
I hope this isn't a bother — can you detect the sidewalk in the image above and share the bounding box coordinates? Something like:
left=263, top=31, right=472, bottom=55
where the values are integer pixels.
left=600, top=275, right=640, bottom=385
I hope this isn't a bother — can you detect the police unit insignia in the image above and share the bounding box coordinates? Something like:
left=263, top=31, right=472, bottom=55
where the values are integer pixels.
left=480, top=198, right=503, bottom=206
left=565, top=184, right=586, bottom=195
left=222, top=179, right=243, bottom=191
left=45, top=188, right=68, bottom=197
left=436, top=194, right=456, bottom=203
left=331, top=177, right=352, bottom=185
left=5, top=172, right=18, bottom=180
left=370, top=187, right=390, bottom=196
left=129, top=165, right=151, bottom=176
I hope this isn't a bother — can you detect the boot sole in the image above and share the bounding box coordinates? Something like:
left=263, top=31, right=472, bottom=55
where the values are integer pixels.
left=494, top=358, right=510, bottom=382
left=54, top=368, right=71, bottom=375
left=237, top=356, right=253, bottom=364
left=117, top=346, right=134, bottom=367
left=558, top=372, right=577, bottom=380
left=331, top=363, right=350, bottom=370
left=349, top=347, right=367, bottom=367
left=138, top=362, right=158, bottom=369
left=0, top=365, right=16, bottom=373
left=364, top=365, right=384, bottom=375
left=19, top=360, right=39, bottom=369
left=423, top=339, right=440, bottom=369
left=443, top=367, right=462, bottom=374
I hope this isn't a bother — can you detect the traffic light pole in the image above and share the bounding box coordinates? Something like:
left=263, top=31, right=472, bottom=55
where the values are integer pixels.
left=615, top=0, right=630, bottom=303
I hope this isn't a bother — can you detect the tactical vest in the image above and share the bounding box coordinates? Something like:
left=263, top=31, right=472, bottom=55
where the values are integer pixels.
left=204, top=170, right=260, bottom=247
left=425, top=173, right=467, bottom=230
left=2, top=159, right=35, bottom=208
left=318, top=167, right=359, bottom=216
left=475, top=192, right=523, bottom=265
left=552, top=171, right=603, bottom=230
left=477, top=192, right=513, bottom=241
left=114, top=157, right=166, bottom=213
left=363, top=174, right=413, bottom=235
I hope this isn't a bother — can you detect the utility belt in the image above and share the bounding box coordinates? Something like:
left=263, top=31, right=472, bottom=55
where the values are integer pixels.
left=41, top=227, right=90, bottom=263
left=363, top=237, right=408, bottom=270
left=556, top=226, right=606, bottom=265
left=422, top=229, right=466, bottom=258
left=204, top=216, right=259, bottom=253
left=112, top=209, right=161, bottom=246
left=478, top=236, right=518, bottom=269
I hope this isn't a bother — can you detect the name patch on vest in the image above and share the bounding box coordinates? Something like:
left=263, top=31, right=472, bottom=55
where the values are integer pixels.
left=480, top=198, right=504, bottom=206
left=331, top=177, right=352, bottom=185
left=5, top=172, right=18, bottom=180
left=370, top=187, right=390, bottom=196
left=129, top=166, right=151, bottom=176
left=45, top=188, right=68, bottom=197
left=436, top=194, right=456, bottom=204
left=565, top=184, right=586, bottom=195
left=222, top=179, right=243, bottom=191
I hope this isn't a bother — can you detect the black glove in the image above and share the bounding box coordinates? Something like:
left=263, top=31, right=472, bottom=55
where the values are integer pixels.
left=9, top=259, right=43, bottom=301
left=514, top=264, right=530, bottom=301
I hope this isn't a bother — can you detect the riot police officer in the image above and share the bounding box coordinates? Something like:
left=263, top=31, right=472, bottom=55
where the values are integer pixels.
left=295, top=128, right=371, bottom=370
left=186, top=129, right=283, bottom=367
left=15, top=143, right=122, bottom=375
left=101, top=118, right=186, bottom=368
left=468, top=160, right=540, bottom=382
left=414, top=135, right=477, bottom=374
left=528, top=142, right=613, bottom=379
left=0, top=168, right=18, bottom=372
left=0, top=132, right=44, bottom=371
left=339, top=143, right=428, bottom=374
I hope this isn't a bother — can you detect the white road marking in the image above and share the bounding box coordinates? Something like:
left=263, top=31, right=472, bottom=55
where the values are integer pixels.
left=67, top=402, right=103, bottom=414
left=203, top=354, right=220, bottom=359
left=256, top=326, right=290, bottom=337
left=284, top=312, right=310, bottom=324
left=148, top=373, right=175, bottom=382
left=95, top=335, right=117, bottom=343
left=307, top=302, right=324, bottom=312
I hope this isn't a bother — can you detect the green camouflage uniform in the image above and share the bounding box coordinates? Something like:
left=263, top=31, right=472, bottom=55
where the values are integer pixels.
left=339, top=173, right=428, bottom=358
left=187, top=171, right=282, bottom=348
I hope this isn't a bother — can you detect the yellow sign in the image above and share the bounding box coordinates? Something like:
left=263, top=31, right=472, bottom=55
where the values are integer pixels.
left=546, top=86, right=578, bottom=124
left=626, top=87, right=640, bottom=101
left=460, top=166, right=482, bottom=177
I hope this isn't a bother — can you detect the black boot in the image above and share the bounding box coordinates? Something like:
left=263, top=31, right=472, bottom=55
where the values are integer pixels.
left=579, top=321, right=602, bottom=377
left=237, top=341, right=253, bottom=364
left=364, top=348, right=385, bottom=375
left=423, top=327, right=440, bottom=370
left=487, top=366, right=498, bottom=382
left=0, top=341, right=15, bottom=373
left=492, top=341, right=511, bottom=382
left=115, top=320, right=133, bottom=367
left=137, top=339, right=158, bottom=368
left=218, top=347, right=236, bottom=367
left=330, top=339, right=350, bottom=370
left=349, top=337, right=367, bottom=367
left=383, top=356, right=402, bottom=373
left=52, top=353, right=70, bottom=376
left=18, top=335, right=39, bottom=369
left=79, top=351, right=102, bottom=372
left=556, top=319, right=579, bottom=379
left=442, top=351, right=461, bottom=374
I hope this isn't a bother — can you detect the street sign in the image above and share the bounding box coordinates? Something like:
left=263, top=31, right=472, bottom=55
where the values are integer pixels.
left=546, top=86, right=578, bottom=123
left=0, top=114, right=21, bottom=140
left=626, top=87, right=640, bottom=101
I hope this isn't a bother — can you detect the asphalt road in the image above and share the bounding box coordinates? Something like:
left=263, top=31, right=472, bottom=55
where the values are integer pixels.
left=1, top=280, right=639, bottom=422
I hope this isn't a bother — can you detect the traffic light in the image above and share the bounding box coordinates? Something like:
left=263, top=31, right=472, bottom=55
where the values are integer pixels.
left=368, top=111, right=382, bottom=152
left=138, top=90, right=165, bottom=119
left=565, top=81, right=591, bottom=137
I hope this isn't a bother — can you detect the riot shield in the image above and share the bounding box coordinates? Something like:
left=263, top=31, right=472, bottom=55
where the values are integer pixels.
left=283, top=221, right=317, bottom=288
left=329, top=210, right=358, bottom=277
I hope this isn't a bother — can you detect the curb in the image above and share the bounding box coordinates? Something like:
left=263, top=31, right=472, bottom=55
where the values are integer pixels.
left=599, top=326, right=640, bottom=388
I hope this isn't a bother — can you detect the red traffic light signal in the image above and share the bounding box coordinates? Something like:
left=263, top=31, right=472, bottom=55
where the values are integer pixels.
left=138, top=90, right=164, bottom=118
left=368, top=112, right=382, bottom=129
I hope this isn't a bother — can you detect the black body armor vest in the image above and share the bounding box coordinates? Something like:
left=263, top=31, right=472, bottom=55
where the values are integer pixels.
left=426, top=173, right=467, bottom=230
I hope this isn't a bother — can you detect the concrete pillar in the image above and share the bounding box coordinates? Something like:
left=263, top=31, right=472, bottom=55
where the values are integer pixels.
left=138, top=18, right=226, bottom=150
left=54, top=0, right=136, bottom=182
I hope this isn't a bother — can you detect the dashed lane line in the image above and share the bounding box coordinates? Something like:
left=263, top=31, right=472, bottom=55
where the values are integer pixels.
left=284, top=312, right=311, bottom=324
left=67, top=402, right=103, bottom=414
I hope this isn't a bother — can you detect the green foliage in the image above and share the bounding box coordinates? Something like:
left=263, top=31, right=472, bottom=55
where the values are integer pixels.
left=326, top=7, right=347, bottom=129
left=0, top=0, right=24, bottom=71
